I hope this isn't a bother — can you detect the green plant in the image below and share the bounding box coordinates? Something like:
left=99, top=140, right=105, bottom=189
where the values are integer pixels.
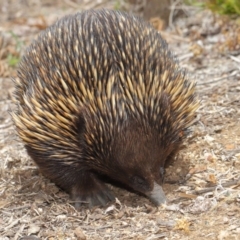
left=207, top=0, right=240, bottom=15
left=6, top=31, right=24, bottom=67
left=9, top=31, right=24, bottom=52
left=185, top=0, right=240, bottom=15
left=114, top=0, right=121, bottom=10
left=7, top=53, right=20, bottom=67
left=184, top=0, right=205, bottom=7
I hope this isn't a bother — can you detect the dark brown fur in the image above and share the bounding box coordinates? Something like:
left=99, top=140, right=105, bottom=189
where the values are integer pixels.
left=13, top=9, right=199, bottom=207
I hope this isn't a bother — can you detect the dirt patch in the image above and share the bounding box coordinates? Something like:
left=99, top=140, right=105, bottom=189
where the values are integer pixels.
left=0, top=1, right=240, bottom=239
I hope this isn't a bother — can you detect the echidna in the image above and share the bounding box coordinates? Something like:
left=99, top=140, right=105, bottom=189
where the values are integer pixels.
left=12, top=9, right=199, bottom=208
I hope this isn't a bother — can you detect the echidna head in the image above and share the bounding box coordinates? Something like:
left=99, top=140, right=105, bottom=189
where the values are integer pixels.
left=99, top=119, right=181, bottom=205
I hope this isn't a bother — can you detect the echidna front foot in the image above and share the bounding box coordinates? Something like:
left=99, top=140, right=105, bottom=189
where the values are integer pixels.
left=71, top=173, right=115, bottom=209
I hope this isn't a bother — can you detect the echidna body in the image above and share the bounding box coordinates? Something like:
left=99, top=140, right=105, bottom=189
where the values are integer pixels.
left=13, top=9, right=199, bottom=207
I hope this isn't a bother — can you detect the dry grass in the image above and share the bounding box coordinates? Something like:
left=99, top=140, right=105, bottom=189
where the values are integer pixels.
left=0, top=1, right=240, bottom=239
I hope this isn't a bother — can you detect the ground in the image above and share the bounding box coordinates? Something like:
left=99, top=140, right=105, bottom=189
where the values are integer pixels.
left=0, top=1, right=240, bottom=239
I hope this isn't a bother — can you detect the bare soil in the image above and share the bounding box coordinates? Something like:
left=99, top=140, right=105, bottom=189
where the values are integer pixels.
left=0, top=1, right=240, bottom=239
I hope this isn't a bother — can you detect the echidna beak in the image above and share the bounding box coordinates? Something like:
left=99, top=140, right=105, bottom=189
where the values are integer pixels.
left=147, top=182, right=166, bottom=206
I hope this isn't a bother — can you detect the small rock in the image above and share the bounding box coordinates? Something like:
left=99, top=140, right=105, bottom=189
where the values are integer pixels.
left=223, top=217, right=229, bottom=224
left=74, top=227, right=86, bottom=240
left=28, top=225, right=40, bottom=235
left=217, top=230, right=229, bottom=240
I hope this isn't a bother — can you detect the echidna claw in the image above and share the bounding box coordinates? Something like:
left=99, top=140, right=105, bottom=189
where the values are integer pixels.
left=71, top=183, right=115, bottom=209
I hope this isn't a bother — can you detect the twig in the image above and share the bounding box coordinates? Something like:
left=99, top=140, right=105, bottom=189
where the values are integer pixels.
left=197, top=70, right=238, bottom=85
left=160, top=31, right=190, bottom=43
left=84, top=0, right=110, bottom=9
left=178, top=52, right=194, bottom=62
left=191, top=178, right=240, bottom=195
left=229, top=55, right=240, bottom=63
left=169, top=0, right=180, bottom=29
left=63, top=0, right=80, bottom=8
left=14, top=224, right=25, bottom=240
left=0, top=121, right=12, bottom=129
left=9, top=204, right=31, bottom=211
left=4, top=219, right=19, bottom=230
left=169, top=178, right=240, bottom=203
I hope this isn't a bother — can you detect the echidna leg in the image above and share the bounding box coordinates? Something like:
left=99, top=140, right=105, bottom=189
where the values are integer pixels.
left=70, top=172, right=115, bottom=208
left=26, top=146, right=114, bottom=208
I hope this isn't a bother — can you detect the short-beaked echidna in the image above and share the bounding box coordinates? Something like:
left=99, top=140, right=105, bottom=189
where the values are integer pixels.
left=12, top=9, right=199, bottom=208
